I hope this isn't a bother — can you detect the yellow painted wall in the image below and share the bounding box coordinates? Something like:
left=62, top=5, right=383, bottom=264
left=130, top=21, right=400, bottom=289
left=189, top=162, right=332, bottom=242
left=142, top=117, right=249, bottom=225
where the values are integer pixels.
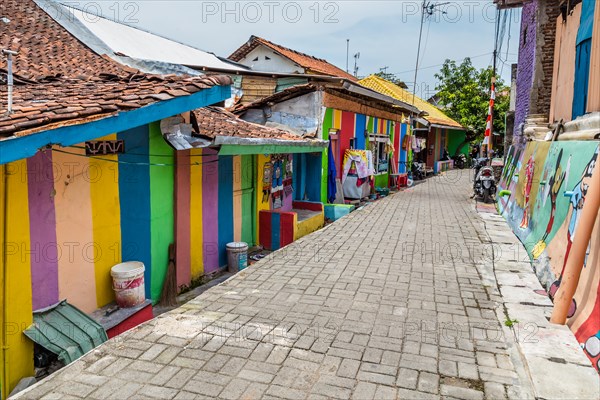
left=3, top=160, right=34, bottom=394
left=0, top=164, right=5, bottom=399
left=295, top=212, right=324, bottom=241
left=255, top=154, right=272, bottom=241
left=190, top=148, right=203, bottom=279
left=89, top=134, right=122, bottom=308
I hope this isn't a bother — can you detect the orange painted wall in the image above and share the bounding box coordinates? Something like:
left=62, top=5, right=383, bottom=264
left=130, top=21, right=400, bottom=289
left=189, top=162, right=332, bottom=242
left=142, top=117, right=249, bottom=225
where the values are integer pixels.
left=550, top=4, right=581, bottom=123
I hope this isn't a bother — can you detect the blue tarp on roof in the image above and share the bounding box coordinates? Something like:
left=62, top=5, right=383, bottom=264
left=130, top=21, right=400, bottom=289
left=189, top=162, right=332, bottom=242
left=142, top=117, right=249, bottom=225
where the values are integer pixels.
left=23, top=300, right=108, bottom=365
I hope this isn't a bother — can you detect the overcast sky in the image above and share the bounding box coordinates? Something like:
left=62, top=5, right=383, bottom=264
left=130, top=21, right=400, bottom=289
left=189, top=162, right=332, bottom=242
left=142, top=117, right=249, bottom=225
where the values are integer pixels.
left=68, top=1, right=521, bottom=99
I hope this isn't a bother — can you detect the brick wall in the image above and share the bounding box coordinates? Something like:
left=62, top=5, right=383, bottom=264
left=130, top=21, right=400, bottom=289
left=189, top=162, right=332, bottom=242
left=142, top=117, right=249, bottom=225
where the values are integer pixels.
left=513, top=0, right=560, bottom=146
left=530, top=0, right=560, bottom=116
left=514, top=0, right=537, bottom=144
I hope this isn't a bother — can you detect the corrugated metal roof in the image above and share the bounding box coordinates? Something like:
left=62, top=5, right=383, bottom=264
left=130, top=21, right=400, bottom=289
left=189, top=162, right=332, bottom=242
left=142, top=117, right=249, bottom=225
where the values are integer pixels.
left=54, top=2, right=247, bottom=72
left=24, top=300, right=108, bottom=365
left=359, top=75, right=465, bottom=130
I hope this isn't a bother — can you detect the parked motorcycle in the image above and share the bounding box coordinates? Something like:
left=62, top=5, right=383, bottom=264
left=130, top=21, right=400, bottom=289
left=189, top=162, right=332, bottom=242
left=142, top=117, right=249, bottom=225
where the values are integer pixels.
left=473, top=157, right=497, bottom=203
left=452, top=154, right=467, bottom=169
left=411, top=161, right=426, bottom=181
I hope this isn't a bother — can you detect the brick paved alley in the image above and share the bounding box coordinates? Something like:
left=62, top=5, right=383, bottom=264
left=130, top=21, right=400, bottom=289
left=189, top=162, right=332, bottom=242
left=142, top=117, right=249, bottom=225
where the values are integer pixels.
left=17, top=173, right=535, bottom=400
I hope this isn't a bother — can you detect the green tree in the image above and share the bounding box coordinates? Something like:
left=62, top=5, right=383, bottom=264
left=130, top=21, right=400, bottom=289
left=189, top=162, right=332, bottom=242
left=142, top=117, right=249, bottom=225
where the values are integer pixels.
left=434, top=58, right=509, bottom=142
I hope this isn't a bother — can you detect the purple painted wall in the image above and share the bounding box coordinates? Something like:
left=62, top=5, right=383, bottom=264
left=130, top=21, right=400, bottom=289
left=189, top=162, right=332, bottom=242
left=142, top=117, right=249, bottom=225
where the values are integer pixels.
left=202, top=149, right=220, bottom=273
left=514, top=0, right=538, bottom=145
left=27, top=152, right=59, bottom=310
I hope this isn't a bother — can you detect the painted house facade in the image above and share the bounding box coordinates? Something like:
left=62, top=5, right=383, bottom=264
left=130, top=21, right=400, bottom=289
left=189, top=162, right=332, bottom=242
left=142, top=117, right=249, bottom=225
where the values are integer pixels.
left=235, top=82, right=418, bottom=212
left=0, top=1, right=234, bottom=395
left=168, top=107, right=326, bottom=279
left=228, top=36, right=357, bottom=81
left=359, top=75, right=467, bottom=174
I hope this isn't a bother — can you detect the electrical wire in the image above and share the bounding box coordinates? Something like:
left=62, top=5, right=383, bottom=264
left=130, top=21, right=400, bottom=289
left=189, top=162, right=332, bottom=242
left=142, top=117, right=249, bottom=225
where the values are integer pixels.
left=393, top=52, right=494, bottom=75
left=66, top=145, right=216, bottom=158
left=50, top=148, right=227, bottom=167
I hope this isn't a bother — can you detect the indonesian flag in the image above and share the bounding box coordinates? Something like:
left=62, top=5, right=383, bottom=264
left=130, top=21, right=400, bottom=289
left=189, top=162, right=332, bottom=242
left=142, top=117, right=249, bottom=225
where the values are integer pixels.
left=483, top=82, right=495, bottom=146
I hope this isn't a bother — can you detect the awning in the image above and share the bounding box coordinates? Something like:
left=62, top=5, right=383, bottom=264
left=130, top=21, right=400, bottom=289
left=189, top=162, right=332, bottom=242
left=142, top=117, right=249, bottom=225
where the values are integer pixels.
left=24, top=300, right=108, bottom=365
left=216, top=136, right=328, bottom=155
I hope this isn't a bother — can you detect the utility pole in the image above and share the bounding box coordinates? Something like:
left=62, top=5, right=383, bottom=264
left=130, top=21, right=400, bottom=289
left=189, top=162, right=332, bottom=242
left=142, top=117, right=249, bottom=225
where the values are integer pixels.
left=411, top=1, right=449, bottom=106
left=346, top=39, right=350, bottom=73
left=353, top=52, right=360, bottom=77
left=380, top=66, right=389, bottom=75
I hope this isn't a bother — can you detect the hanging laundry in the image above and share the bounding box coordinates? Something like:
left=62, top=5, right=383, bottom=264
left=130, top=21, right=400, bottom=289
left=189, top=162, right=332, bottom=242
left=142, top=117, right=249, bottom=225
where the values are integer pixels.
left=342, top=150, right=369, bottom=181
left=327, top=140, right=337, bottom=203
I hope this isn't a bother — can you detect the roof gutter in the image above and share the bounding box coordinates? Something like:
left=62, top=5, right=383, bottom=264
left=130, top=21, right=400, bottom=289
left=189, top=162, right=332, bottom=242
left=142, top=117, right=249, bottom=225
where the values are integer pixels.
left=430, top=123, right=466, bottom=131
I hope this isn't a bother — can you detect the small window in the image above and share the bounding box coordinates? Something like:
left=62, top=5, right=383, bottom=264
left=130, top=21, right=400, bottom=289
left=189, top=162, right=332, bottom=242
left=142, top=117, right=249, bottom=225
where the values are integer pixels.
left=252, top=56, right=259, bottom=61
left=265, top=56, right=271, bottom=60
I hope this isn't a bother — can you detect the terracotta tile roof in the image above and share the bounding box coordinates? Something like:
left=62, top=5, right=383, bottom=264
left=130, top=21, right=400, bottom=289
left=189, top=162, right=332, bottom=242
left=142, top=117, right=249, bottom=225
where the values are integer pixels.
left=0, top=0, right=129, bottom=81
left=229, top=36, right=357, bottom=81
left=358, top=75, right=464, bottom=130
left=191, top=107, right=304, bottom=141
left=0, top=0, right=231, bottom=138
left=0, top=74, right=231, bottom=137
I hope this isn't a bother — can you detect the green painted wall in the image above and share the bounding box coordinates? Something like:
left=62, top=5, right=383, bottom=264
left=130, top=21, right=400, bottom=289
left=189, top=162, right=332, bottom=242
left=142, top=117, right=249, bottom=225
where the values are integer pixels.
left=241, top=154, right=254, bottom=246
left=374, top=174, right=388, bottom=188
left=447, top=130, right=468, bottom=156
left=321, top=108, right=333, bottom=203
left=149, top=122, right=174, bottom=301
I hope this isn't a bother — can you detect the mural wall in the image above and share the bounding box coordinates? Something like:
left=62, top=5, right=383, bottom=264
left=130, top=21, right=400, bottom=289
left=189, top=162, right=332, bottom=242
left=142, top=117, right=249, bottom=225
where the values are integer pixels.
left=498, top=140, right=600, bottom=370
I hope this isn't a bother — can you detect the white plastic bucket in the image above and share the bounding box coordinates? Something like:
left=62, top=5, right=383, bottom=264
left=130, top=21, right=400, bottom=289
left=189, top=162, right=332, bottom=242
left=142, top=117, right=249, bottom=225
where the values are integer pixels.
left=226, top=242, right=248, bottom=273
left=110, top=261, right=145, bottom=308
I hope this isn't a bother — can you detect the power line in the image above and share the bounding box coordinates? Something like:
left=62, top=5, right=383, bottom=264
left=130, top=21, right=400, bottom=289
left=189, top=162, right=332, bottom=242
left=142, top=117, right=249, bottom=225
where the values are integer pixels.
left=392, top=52, right=494, bottom=75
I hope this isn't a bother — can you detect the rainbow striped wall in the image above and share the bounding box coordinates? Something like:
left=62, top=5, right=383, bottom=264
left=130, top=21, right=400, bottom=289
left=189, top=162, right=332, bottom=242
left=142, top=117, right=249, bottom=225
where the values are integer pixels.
left=3, top=122, right=178, bottom=316
left=175, top=151, right=255, bottom=287
left=1, top=122, right=178, bottom=393
left=320, top=108, right=406, bottom=202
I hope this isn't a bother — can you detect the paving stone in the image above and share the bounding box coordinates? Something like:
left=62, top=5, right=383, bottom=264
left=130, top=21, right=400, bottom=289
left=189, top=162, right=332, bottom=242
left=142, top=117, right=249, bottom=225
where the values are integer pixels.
left=337, top=358, right=360, bottom=378
left=17, top=176, right=536, bottom=400
left=219, top=378, right=251, bottom=400
left=397, top=367, right=419, bottom=389
left=351, top=382, right=377, bottom=399
left=440, top=384, right=484, bottom=400
left=136, top=385, right=179, bottom=399
left=418, top=371, right=440, bottom=394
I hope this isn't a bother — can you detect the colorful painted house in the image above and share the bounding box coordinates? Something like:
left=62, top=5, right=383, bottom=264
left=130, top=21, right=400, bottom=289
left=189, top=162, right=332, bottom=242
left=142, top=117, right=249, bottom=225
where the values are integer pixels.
left=235, top=82, right=418, bottom=210
left=359, top=75, right=467, bottom=174
left=164, top=107, right=327, bottom=275
left=0, top=1, right=232, bottom=395
left=228, top=35, right=357, bottom=81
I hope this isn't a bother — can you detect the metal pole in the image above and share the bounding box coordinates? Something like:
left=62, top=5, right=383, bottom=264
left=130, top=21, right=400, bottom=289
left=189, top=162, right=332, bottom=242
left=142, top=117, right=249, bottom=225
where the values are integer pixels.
left=411, top=0, right=427, bottom=106
left=2, top=50, right=17, bottom=115
left=346, top=39, right=350, bottom=73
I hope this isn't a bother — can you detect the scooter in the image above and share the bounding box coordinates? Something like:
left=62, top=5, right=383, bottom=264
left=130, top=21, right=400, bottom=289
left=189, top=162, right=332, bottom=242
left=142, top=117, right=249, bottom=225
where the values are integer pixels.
left=473, top=158, right=497, bottom=203
left=411, top=161, right=425, bottom=181
left=452, top=154, right=467, bottom=169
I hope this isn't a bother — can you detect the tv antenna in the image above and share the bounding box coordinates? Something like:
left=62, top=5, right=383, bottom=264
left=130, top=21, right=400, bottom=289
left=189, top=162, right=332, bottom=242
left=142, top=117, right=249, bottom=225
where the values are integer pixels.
left=353, top=52, right=360, bottom=77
